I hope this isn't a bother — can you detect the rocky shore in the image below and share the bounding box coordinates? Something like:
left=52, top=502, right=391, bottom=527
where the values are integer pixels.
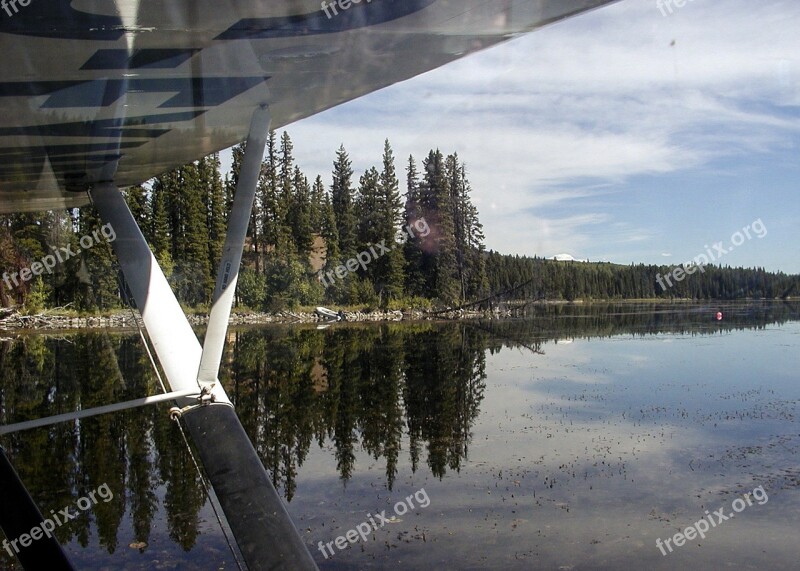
left=0, top=307, right=499, bottom=331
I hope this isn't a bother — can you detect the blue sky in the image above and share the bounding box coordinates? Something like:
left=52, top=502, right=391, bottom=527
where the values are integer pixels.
left=226, top=0, right=800, bottom=274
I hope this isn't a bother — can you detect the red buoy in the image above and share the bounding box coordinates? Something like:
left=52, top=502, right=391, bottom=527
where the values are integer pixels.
left=716, top=311, right=723, bottom=321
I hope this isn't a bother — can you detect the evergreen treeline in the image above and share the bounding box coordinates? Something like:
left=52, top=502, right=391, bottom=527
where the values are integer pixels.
left=0, top=135, right=489, bottom=311
left=485, top=252, right=800, bottom=302
left=0, top=133, right=797, bottom=312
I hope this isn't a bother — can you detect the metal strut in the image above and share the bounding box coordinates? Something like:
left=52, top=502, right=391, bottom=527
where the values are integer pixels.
left=0, top=447, right=75, bottom=571
left=198, top=105, right=270, bottom=388
left=89, top=105, right=319, bottom=571
left=0, top=388, right=201, bottom=436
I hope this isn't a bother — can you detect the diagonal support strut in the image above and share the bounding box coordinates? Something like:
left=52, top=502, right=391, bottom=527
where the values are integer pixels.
left=199, top=105, right=270, bottom=387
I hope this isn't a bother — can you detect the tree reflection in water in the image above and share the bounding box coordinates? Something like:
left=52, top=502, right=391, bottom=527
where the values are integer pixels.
left=0, top=301, right=797, bottom=564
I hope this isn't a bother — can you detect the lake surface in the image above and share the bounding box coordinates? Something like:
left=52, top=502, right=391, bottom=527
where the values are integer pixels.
left=1, top=301, right=799, bottom=570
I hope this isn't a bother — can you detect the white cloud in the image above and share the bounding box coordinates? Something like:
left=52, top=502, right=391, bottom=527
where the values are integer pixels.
left=261, top=0, right=800, bottom=267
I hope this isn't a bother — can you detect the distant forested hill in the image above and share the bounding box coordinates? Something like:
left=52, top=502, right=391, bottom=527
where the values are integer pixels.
left=485, top=253, right=799, bottom=302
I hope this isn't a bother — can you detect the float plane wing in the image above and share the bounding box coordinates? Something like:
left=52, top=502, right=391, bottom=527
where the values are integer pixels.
left=0, top=0, right=614, bottom=212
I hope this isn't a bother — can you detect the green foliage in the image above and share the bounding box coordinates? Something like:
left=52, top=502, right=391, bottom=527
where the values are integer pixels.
left=400, top=150, right=487, bottom=305
left=21, top=276, right=49, bottom=314
left=75, top=205, right=120, bottom=311
left=376, top=140, right=406, bottom=302
left=264, top=253, right=322, bottom=311
left=149, top=179, right=174, bottom=278
left=289, top=166, right=314, bottom=256
left=352, top=276, right=379, bottom=306
left=171, top=261, right=210, bottom=307
left=403, top=155, right=427, bottom=297
left=237, top=267, right=267, bottom=310
left=386, top=296, right=434, bottom=312
left=331, top=145, right=357, bottom=260
left=201, top=153, right=227, bottom=269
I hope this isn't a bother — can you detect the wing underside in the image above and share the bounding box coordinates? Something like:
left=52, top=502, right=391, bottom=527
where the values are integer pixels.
left=0, top=0, right=615, bottom=213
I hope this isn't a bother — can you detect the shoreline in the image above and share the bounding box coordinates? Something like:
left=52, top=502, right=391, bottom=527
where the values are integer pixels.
left=0, top=307, right=491, bottom=332
left=0, top=299, right=790, bottom=332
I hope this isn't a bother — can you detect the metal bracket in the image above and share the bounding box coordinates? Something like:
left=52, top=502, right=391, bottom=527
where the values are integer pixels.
left=168, top=384, right=227, bottom=420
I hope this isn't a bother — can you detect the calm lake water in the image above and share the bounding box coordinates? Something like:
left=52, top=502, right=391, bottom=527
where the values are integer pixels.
left=1, top=301, right=799, bottom=570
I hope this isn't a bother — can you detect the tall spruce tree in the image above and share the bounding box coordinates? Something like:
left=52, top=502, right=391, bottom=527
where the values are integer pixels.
left=320, top=191, right=344, bottom=301
left=460, top=165, right=488, bottom=299
left=289, top=166, right=313, bottom=257
left=200, top=154, right=226, bottom=272
left=277, top=131, right=296, bottom=254
left=376, top=140, right=405, bottom=302
left=152, top=162, right=212, bottom=305
left=260, top=130, right=280, bottom=254
left=403, top=155, right=426, bottom=297
left=310, top=175, right=325, bottom=234
left=446, top=154, right=487, bottom=302
left=179, top=162, right=213, bottom=303
left=354, top=167, right=381, bottom=298
left=331, top=145, right=357, bottom=261
left=356, top=167, right=381, bottom=251
left=149, top=175, right=174, bottom=278
left=421, top=150, right=459, bottom=304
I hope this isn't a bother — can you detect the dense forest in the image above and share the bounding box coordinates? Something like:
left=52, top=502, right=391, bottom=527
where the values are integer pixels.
left=0, top=133, right=797, bottom=313
left=485, top=252, right=800, bottom=303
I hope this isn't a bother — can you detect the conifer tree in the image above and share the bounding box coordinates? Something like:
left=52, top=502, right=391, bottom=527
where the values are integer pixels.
left=403, top=155, right=426, bottom=297
left=310, top=175, right=326, bottom=234
left=356, top=167, right=381, bottom=251
left=447, top=155, right=487, bottom=301
left=331, top=145, right=357, bottom=261
left=277, top=131, right=296, bottom=254
left=200, top=154, right=226, bottom=271
left=376, top=140, right=405, bottom=301
left=149, top=171, right=175, bottom=278
left=352, top=167, right=382, bottom=299
left=260, top=130, right=280, bottom=254
left=75, top=205, right=119, bottom=310
left=461, top=166, right=488, bottom=299
left=421, top=150, right=459, bottom=304
left=320, top=192, right=344, bottom=301
left=178, top=162, right=213, bottom=303
left=125, top=185, right=150, bottom=241
left=289, top=166, right=313, bottom=257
